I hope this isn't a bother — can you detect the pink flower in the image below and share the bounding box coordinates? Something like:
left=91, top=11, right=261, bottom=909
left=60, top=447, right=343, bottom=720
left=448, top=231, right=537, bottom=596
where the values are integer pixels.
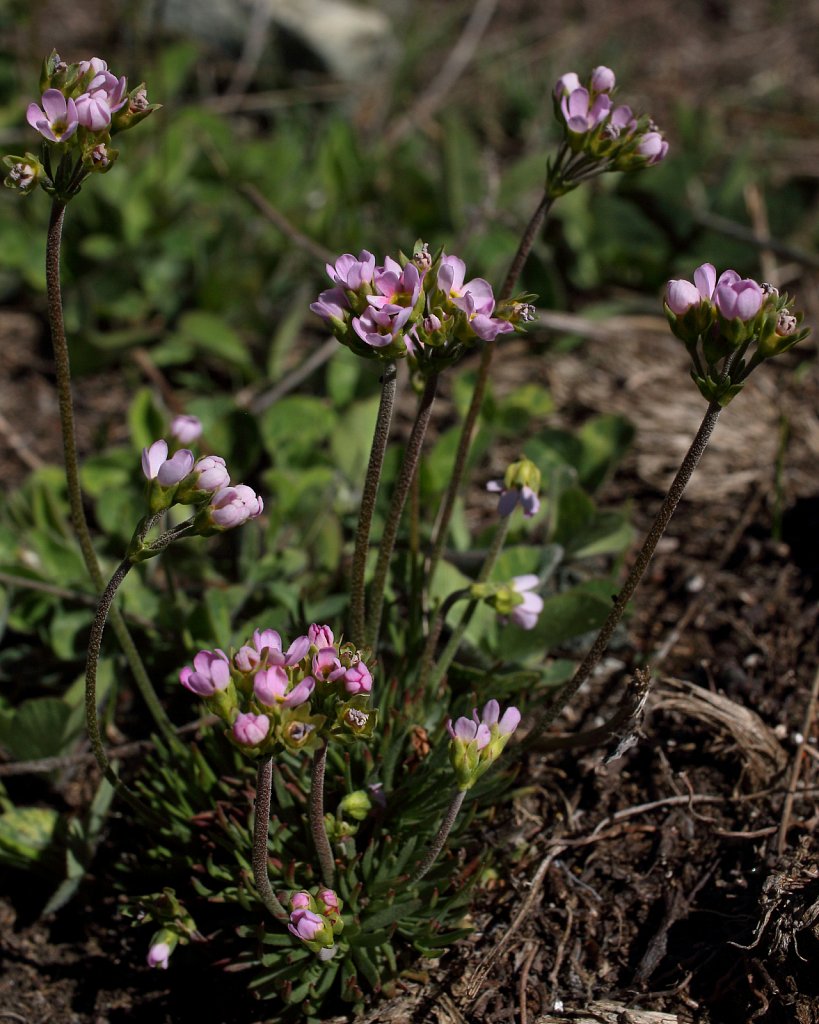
left=446, top=716, right=491, bottom=749
left=179, top=649, right=231, bottom=697
left=141, top=439, right=195, bottom=484
left=209, top=484, right=263, bottom=528
left=26, top=90, right=79, bottom=143
left=308, top=624, right=334, bottom=648
left=232, top=711, right=270, bottom=746
left=480, top=698, right=521, bottom=736
left=508, top=575, right=543, bottom=630
left=714, top=277, right=764, bottom=321
left=235, top=630, right=307, bottom=672
left=665, top=263, right=718, bottom=314
left=253, top=666, right=315, bottom=707
left=313, top=647, right=345, bottom=682
left=147, top=941, right=170, bottom=969
left=170, top=415, right=202, bottom=444
left=554, top=72, right=581, bottom=97
left=310, top=287, right=349, bottom=324
left=343, top=661, right=372, bottom=695
left=560, top=87, right=611, bottom=133
left=192, top=455, right=229, bottom=491
left=325, top=251, right=375, bottom=290
left=75, top=70, right=128, bottom=131
left=290, top=891, right=311, bottom=910
left=590, top=66, right=616, bottom=92
left=317, top=888, right=339, bottom=911
left=288, top=908, right=324, bottom=942
left=636, top=130, right=668, bottom=165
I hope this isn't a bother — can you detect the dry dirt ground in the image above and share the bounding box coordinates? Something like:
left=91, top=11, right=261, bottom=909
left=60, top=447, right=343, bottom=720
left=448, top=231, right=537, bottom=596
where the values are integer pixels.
left=2, top=0, right=819, bottom=1022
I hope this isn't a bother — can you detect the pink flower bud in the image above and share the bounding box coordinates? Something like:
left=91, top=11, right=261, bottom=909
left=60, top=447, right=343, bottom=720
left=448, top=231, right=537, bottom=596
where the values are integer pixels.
left=308, top=624, right=334, bottom=648
left=290, top=891, right=311, bottom=910
left=318, top=888, right=339, bottom=911
left=343, top=662, right=372, bottom=695
left=147, top=941, right=170, bottom=969
left=171, top=415, right=202, bottom=444
left=232, top=711, right=270, bottom=746
left=665, top=278, right=702, bottom=315
left=590, top=65, right=615, bottom=92
left=193, top=455, right=230, bottom=491
left=209, top=485, right=263, bottom=528
left=288, top=908, right=324, bottom=942
left=509, top=575, right=543, bottom=630
left=714, top=278, right=763, bottom=321
left=554, top=72, right=581, bottom=97
left=636, top=131, right=668, bottom=165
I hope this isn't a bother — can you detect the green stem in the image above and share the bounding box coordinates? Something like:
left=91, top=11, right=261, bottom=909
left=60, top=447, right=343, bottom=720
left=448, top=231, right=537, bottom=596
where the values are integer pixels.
left=252, top=756, right=289, bottom=922
left=417, top=588, right=470, bottom=696
left=310, top=742, right=335, bottom=888
left=426, top=191, right=556, bottom=591
left=349, top=362, right=397, bottom=648
left=409, top=788, right=466, bottom=884
left=425, top=517, right=511, bottom=694
left=45, top=199, right=175, bottom=744
left=365, top=374, right=439, bottom=649
left=526, top=398, right=724, bottom=748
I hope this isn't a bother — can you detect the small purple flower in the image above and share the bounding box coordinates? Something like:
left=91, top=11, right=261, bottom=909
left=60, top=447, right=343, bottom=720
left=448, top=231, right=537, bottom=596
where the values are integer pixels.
left=141, top=439, right=195, bottom=485
left=310, top=287, right=349, bottom=324
left=192, top=455, right=230, bottom=492
left=590, top=66, right=616, bottom=92
left=486, top=480, right=540, bottom=518
left=26, top=90, right=79, bottom=143
left=288, top=908, right=324, bottom=942
left=636, top=131, right=668, bottom=165
left=235, top=629, right=282, bottom=672
left=75, top=71, right=128, bottom=131
left=326, top=251, right=376, bottom=290
left=232, top=711, right=270, bottom=746
left=446, top=716, right=491, bottom=750
left=352, top=304, right=413, bottom=348
left=343, top=661, right=372, bottom=695
left=480, top=698, right=521, bottom=736
left=313, top=647, right=345, bottom=682
left=171, top=415, right=202, bottom=444
left=554, top=72, right=581, bottom=97
left=508, top=575, right=544, bottom=630
left=180, top=649, right=231, bottom=697
left=560, top=87, right=611, bottom=133
left=308, top=623, right=334, bottom=649
left=147, top=941, right=170, bottom=969
left=254, top=666, right=315, bottom=707
left=714, top=277, right=764, bottom=321
left=209, top=484, right=263, bottom=528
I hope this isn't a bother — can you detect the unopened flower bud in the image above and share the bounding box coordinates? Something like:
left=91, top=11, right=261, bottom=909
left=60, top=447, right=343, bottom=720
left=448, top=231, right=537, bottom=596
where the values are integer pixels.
left=590, top=65, right=615, bottom=92
left=761, top=282, right=779, bottom=298
left=130, top=87, right=149, bottom=112
left=338, top=790, right=372, bottom=821
left=412, top=241, right=431, bottom=272
left=232, top=711, right=270, bottom=747
left=170, top=414, right=202, bottom=444
left=776, top=311, right=798, bottom=336
left=91, top=143, right=110, bottom=168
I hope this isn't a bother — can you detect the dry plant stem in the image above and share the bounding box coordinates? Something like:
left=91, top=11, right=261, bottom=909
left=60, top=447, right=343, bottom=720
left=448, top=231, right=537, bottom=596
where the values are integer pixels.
left=424, top=516, right=511, bottom=694
left=527, top=398, right=724, bottom=747
left=426, top=191, right=555, bottom=589
left=409, top=788, right=466, bottom=884
left=253, top=756, right=289, bottom=922
left=365, top=373, right=439, bottom=649
left=310, top=742, right=336, bottom=888
left=349, top=362, right=398, bottom=647
left=46, top=200, right=175, bottom=744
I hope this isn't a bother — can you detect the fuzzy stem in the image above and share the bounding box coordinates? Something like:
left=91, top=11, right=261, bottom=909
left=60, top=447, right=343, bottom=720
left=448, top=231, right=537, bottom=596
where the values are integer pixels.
left=310, top=742, right=335, bottom=888
left=527, top=399, right=724, bottom=747
left=365, top=373, right=439, bottom=649
left=426, top=192, right=555, bottom=591
left=423, top=516, right=511, bottom=694
left=409, top=788, right=466, bottom=884
left=46, top=200, right=176, bottom=744
left=252, top=756, right=289, bottom=922
left=349, top=362, right=397, bottom=647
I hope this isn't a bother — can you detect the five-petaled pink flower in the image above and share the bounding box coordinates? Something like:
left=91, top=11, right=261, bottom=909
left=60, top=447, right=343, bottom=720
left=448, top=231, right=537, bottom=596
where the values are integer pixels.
left=141, top=439, right=195, bottom=485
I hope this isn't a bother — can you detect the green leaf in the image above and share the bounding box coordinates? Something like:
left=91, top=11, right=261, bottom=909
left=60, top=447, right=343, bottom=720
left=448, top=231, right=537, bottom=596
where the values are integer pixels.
left=0, top=697, right=82, bottom=760
left=174, top=311, right=252, bottom=371
left=576, top=414, right=635, bottom=491
left=0, top=806, right=62, bottom=872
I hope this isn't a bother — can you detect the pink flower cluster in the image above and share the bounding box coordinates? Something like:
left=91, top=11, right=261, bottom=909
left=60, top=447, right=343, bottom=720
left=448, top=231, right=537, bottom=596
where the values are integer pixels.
left=311, top=244, right=518, bottom=365
left=140, top=418, right=263, bottom=529
left=179, top=623, right=375, bottom=753
left=554, top=66, right=668, bottom=167
left=447, top=699, right=521, bottom=789
left=287, top=888, right=342, bottom=951
left=27, top=57, right=128, bottom=142
left=665, top=263, right=763, bottom=322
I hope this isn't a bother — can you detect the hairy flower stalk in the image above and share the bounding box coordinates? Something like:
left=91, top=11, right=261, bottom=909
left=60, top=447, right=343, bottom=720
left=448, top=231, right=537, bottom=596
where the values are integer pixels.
left=310, top=742, right=336, bottom=888
left=348, top=362, right=397, bottom=648
left=526, top=395, right=724, bottom=748
left=365, top=373, right=439, bottom=649
left=408, top=788, right=466, bottom=884
left=46, top=200, right=176, bottom=745
left=252, top=757, right=289, bottom=922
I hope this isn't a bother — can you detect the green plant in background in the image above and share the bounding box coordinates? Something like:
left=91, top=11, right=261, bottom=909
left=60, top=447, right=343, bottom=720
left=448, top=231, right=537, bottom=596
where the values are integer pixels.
left=0, top=48, right=810, bottom=1022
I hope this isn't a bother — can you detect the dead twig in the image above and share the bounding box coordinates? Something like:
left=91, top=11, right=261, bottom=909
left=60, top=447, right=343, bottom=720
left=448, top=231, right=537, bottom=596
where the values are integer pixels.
left=519, top=940, right=539, bottom=1024
left=774, top=663, right=819, bottom=856
left=466, top=848, right=565, bottom=1001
